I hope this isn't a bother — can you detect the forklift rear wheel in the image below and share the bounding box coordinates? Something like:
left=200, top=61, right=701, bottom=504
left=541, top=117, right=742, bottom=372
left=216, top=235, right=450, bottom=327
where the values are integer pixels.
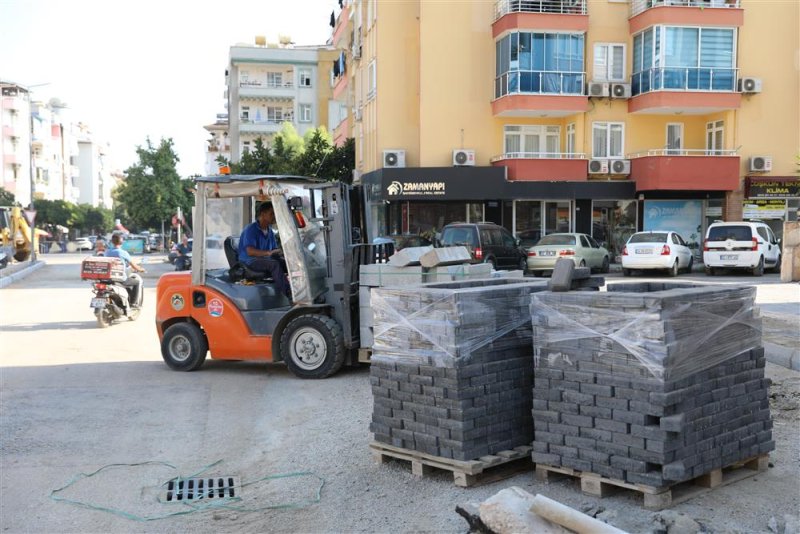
left=281, top=314, right=344, bottom=379
left=161, top=323, right=208, bottom=371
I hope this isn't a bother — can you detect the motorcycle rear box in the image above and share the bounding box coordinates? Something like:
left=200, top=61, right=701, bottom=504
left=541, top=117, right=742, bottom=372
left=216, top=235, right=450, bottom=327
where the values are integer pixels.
left=81, top=257, right=126, bottom=282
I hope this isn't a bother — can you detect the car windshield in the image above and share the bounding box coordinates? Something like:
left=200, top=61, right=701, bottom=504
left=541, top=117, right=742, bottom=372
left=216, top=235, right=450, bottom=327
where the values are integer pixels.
left=441, top=227, right=477, bottom=247
left=629, top=232, right=668, bottom=244
left=537, top=234, right=576, bottom=246
left=708, top=226, right=751, bottom=242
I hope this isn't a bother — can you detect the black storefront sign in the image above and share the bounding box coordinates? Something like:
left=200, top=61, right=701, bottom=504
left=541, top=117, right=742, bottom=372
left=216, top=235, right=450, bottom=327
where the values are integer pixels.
left=745, top=177, right=800, bottom=199
left=363, top=167, right=636, bottom=201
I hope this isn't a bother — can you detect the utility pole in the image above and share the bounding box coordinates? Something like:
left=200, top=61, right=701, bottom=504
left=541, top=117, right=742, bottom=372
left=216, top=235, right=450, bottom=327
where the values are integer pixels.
left=176, top=206, right=182, bottom=242
left=29, top=100, right=36, bottom=263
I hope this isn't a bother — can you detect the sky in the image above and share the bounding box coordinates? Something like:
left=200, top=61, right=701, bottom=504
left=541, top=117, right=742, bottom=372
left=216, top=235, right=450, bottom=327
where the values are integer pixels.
left=0, top=0, right=339, bottom=177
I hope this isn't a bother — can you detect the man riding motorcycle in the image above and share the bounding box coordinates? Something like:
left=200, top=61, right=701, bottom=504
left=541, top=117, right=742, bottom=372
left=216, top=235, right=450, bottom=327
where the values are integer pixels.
left=104, top=233, right=146, bottom=308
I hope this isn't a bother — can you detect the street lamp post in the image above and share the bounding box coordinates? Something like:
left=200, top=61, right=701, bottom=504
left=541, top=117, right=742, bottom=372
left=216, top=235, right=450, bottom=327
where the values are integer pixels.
left=26, top=83, right=50, bottom=263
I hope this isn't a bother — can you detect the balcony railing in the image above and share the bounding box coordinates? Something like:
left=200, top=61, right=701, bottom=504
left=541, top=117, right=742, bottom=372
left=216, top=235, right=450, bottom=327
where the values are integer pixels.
left=495, top=70, right=586, bottom=98
left=629, top=148, right=738, bottom=157
left=495, top=0, right=587, bottom=20
left=632, top=67, right=738, bottom=95
left=240, top=80, right=294, bottom=89
left=631, top=0, right=741, bottom=18
left=491, top=152, right=586, bottom=162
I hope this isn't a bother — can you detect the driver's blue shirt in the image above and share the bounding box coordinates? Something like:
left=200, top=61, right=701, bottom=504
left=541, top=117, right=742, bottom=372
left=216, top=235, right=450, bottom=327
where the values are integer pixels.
left=105, top=246, right=133, bottom=276
left=238, top=222, right=277, bottom=264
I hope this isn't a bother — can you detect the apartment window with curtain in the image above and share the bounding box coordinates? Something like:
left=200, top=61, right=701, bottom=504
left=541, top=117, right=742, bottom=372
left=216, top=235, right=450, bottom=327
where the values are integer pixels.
left=706, top=120, right=724, bottom=154
left=593, top=44, right=625, bottom=82
left=566, top=123, right=576, bottom=157
left=632, top=26, right=736, bottom=95
left=666, top=123, right=683, bottom=155
left=267, top=72, right=283, bottom=88
left=299, top=69, right=312, bottom=87
left=267, top=107, right=283, bottom=122
left=495, top=32, right=585, bottom=98
left=504, top=125, right=560, bottom=157
left=592, top=122, right=624, bottom=158
left=299, top=104, right=312, bottom=122
left=241, top=106, right=250, bottom=121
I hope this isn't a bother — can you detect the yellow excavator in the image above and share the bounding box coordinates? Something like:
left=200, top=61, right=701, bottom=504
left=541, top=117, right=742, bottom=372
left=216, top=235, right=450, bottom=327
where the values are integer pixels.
left=0, top=206, right=47, bottom=265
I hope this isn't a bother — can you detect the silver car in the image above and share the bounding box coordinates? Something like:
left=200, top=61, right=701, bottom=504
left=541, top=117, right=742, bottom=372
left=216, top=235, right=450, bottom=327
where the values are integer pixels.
left=526, top=233, right=610, bottom=275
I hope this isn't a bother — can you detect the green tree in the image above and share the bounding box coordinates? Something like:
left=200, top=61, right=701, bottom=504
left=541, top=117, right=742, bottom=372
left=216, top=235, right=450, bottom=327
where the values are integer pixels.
left=77, top=204, right=114, bottom=233
left=322, top=137, right=356, bottom=183
left=294, top=127, right=333, bottom=178
left=0, top=187, right=17, bottom=206
left=115, top=138, right=194, bottom=231
left=33, top=199, right=77, bottom=227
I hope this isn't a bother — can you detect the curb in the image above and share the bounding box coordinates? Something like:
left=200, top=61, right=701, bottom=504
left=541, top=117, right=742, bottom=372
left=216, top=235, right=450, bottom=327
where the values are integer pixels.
left=764, top=341, right=800, bottom=372
left=0, top=261, right=45, bottom=289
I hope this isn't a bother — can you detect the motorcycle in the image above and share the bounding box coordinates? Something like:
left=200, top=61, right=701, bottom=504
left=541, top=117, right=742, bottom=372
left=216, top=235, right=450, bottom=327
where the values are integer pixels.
left=81, top=256, right=144, bottom=328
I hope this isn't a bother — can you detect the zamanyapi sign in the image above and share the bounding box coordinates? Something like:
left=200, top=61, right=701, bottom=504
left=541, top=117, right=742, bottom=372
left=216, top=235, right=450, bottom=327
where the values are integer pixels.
left=387, top=180, right=446, bottom=196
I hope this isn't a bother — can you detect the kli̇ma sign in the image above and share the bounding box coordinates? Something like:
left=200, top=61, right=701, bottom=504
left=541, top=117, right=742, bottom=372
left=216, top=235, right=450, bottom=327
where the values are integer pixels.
left=745, top=177, right=800, bottom=199
left=387, top=180, right=446, bottom=197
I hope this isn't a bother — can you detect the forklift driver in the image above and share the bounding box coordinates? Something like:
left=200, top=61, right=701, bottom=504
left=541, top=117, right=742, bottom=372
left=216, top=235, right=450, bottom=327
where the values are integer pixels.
left=238, top=202, right=291, bottom=299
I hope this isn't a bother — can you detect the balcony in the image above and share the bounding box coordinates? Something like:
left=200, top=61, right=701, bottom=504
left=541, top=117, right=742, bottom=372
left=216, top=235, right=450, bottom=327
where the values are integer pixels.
left=493, top=71, right=588, bottom=116
left=239, top=118, right=293, bottom=134
left=491, top=152, right=588, bottom=181
left=332, top=4, right=350, bottom=47
left=2, top=97, right=21, bottom=111
left=630, top=0, right=743, bottom=33
left=70, top=165, right=80, bottom=178
left=239, top=80, right=295, bottom=101
left=493, top=0, right=588, bottom=35
left=630, top=149, right=740, bottom=191
left=2, top=125, right=17, bottom=138
left=629, top=67, right=741, bottom=113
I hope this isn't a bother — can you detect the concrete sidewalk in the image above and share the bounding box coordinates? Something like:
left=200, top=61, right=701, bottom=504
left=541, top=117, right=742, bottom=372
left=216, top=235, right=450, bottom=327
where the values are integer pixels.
left=0, top=259, right=45, bottom=289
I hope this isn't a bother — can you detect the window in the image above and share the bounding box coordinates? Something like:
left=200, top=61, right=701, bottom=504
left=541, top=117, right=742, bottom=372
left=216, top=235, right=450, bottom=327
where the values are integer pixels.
left=580, top=235, right=591, bottom=248
left=566, top=123, right=576, bottom=157
left=495, top=32, right=585, bottom=97
left=666, top=123, right=683, bottom=155
left=300, top=104, right=312, bottom=122
left=632, top=26, right=736, bottom=94
left=299, top=69, right=312, bottom=87
left=706, top=120, right=724, bottom=154
left=592, top=122, right=624, bottom=159
left=267, top=107, right=283, bottom=122
left=243, top=141, right=251, bottom=152
left=241, top=106, right=250, bottom=121
left=588, top=236, right=601, bottom=249
left=240, top=70, right=250, bottom=84
left=267, top=72, right=283, bottom=88
left=504, top=125, right=560, bottom=157
left=593, top=43, right=625, bottom=82
left=367, top=60, right=376, bottom=100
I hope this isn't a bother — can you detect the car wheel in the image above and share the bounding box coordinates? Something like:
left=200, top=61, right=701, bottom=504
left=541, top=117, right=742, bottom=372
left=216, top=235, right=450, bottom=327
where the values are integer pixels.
left=281, top=314, right=344, bottom=379
left=752, top=256, right=764, bottom=277
left=705, top=266, right=714, bottom=276
left=669, top=259, right=679, bottom=277
left=770, top=255, right=781, bottom=274
left=161, top=322, right=208, bottom=371
left=533, top=271, right=544, bottom=278
left=579, top=260, right=586, bottom=268
left=486, top=258, right=497, bottom=270
left=600, top=256, right=610, bottom=274
left=622, top=268, right=632, bottom=277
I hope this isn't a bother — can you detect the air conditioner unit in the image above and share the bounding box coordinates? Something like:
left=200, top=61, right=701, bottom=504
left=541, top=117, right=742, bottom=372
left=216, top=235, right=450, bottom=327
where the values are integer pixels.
left=354, top=107, right=362, bottom=121
left=589, top=159, right=609, bottom=174
left=383, top=150, right=406, bottom=168
left=749, top=156, right=772, bottom=172
left=610, top=159, right=631, bottom=175
left=588, top=82, right=609, bottom=98
left=738, top=77, right=762, bottom=94
left=352, top=45, right=362, bottom=59
left=452, top=149, right=476, bottom=166
left=611, top=83, right=631, bottom=99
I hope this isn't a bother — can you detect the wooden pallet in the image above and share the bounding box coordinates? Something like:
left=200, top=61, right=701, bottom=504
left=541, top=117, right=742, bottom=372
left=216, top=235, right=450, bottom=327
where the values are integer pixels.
left=370, top=442, right=533, bottom=487
left=535, top=454, right=769, bottom=510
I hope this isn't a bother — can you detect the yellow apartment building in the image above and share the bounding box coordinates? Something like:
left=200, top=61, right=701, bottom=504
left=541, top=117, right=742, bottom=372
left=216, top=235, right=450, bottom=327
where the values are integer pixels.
left=327, top=0, right=799, bottom=259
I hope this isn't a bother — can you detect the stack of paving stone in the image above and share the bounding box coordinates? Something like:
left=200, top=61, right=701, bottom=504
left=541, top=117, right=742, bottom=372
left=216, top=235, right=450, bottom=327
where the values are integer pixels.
left=369, top=278, right=548, bottom=460
left=530, top=282, right=774, bottom=488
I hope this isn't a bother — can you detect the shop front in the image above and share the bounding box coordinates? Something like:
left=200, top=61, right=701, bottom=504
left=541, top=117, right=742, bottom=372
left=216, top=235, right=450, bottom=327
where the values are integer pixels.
left=744, top=177, right=800, bottom=241
left=360, top=167, right=636, bottom=257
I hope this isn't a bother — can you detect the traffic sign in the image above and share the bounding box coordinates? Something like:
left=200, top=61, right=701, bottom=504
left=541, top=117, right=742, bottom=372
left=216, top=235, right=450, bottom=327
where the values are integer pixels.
left=23, top=209, right=36, bottom=225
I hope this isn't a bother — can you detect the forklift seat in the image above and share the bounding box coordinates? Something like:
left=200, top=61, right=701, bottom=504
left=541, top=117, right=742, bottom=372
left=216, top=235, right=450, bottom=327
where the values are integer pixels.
left=224, top=236, right=273, bottom=283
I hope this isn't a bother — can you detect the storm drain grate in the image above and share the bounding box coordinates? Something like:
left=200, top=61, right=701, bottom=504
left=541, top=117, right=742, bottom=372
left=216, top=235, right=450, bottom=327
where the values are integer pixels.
left=162, top=476, right=240, bottom=502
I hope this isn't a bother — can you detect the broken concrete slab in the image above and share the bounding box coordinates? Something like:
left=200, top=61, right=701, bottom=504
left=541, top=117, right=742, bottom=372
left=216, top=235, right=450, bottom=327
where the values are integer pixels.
left=419, top=246, right=473, bottom=268
left=387, top=246, right=434, bottom=267
left=478, top=487, right=569, bottom=534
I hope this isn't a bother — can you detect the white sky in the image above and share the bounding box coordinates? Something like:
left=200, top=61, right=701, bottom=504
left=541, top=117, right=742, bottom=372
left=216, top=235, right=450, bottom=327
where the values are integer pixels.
left=0, top=0, right=339, bottom=177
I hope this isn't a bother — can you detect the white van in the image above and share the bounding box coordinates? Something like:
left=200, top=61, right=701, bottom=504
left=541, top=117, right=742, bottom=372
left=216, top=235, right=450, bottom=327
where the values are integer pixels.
left=703, top=221, right=781, bottom=276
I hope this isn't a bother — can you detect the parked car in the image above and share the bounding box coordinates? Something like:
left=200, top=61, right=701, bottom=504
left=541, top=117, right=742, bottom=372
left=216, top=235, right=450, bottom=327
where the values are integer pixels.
left=526, top=233, right=610, bottom=275
left=703, top=221, right=781, bottom=276
left=75, top=237, right=93, bottom=251
left=373, top=234, right=432, bottom=250
left=439, top=222, right=527, bottom=271
left=516, top=229, right=542, bottom=251
left=621, top=231, right=694, bottom=277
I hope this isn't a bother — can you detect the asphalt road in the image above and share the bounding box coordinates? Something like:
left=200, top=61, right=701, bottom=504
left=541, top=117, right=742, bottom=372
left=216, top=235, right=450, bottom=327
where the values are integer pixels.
left=0, top=254, right=797, bottom=533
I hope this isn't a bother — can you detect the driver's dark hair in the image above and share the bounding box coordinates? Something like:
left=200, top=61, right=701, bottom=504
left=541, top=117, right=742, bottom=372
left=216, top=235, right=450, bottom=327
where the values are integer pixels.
left=257, top=202, right=274, bottom=215
left=111, top=234, right=123, bottom=246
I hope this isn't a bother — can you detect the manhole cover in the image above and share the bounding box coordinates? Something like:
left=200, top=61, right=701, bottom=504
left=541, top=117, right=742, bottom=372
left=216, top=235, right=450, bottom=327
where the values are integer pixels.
left=162, top=476, right=240, bottom=502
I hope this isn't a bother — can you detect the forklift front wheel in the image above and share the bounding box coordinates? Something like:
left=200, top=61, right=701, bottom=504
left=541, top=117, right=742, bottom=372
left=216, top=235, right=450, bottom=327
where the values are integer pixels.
left=161, top=322, right=208, bottom=371
left=281, top=314, right=344, bottom=379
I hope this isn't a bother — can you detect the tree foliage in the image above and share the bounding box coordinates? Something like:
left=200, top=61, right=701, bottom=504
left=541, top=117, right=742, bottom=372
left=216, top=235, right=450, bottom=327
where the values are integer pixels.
left=33, top=199, right=77, bottom=227
left=0, top=187, right=18, bottom=206
left=219, top=124, right=355, bottom=184
left=114, top=138, right=194, bottom=231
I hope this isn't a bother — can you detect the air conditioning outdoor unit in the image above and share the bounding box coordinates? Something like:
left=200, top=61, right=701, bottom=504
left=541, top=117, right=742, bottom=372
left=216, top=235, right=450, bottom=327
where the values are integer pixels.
left=383, top=150, right=406, bottom=168
left=610, top=159, right=631, bottom=175
left=589, top=159, right=609, bottom=174
left=611, top=83, right=631, bottom=99
left=588, top=82, right=609, bottom=98
left=452, top=149, right=476, bottom=166
left=354, top=108, right=362, bottom=121
left=352, top=45, right=362, bottom=59
left=749, top=156, right=772, bottom=172
left=738, top=77, right=762, bottom=94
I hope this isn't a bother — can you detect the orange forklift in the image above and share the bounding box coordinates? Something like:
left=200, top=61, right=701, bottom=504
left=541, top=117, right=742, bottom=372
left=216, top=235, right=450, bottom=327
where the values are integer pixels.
left=155, top=175, right=386, bottom=378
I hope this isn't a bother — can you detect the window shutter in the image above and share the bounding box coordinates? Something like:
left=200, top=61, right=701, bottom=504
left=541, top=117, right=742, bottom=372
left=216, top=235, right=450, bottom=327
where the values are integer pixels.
left=594, top=44, right=608, bottom=81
